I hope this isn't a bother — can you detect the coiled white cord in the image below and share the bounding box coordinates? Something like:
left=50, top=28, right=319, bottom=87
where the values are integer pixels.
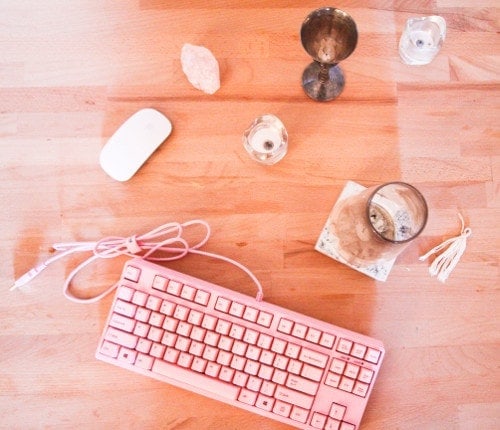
left=11, top=220, right=264, bottom=304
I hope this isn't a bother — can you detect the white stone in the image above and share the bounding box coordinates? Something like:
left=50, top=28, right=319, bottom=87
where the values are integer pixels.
left=181, top=43, right=220, bottom=95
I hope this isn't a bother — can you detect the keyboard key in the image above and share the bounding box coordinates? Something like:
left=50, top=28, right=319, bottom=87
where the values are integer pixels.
left=311, top=412, right=327, bottom=429
left=137, top=338, right=152, bottom=354
left=136, top=307, right=151, bottom=322
left=194, top=289, right=210, bottom=306
left=275, top=386, right=314, bottom=410
left=260, top=380, right=276, bottom=396
left=351, top=342, right=367, bottom=359
left=180, top=285, right=196, bottom=301
left=104, top=327, right=138, bottom=349
left=114, top=299, right=137, bottom=318
left=305, top=327, right=322, bottom=344
left=292, top=323, right=307, bottom=339
left=174, top=305, right=189, bottom=321
left=358, top=367, right=374, bottom=384
left=365, top=347, right=381, bottom=364
left=299, top=348, right=328, bottom=368
left=256, top=394, right=274, bottom=411
left=273, top=400, right=292, bottom=417
left=344, top=363, right=360, bottom=379
left=166, top=280, right=182, bottom=296
left=290, top=406, right=309, bottom=423
left=319, top=332, right=336, bottom=349
left=215, top=319, right=231, bottom=335
left=326, top=418, right=341, bottom=430
left=118, top=347, right=137, bottom=364
left=132, top=291, right=148, bottom=306
left=286, top=374, right=319, bottom=396
left=243, top=329, right=259, bottom=345
left=160, top=300, right=176, bottom=316
left=152, top=359, right=240, bottom=400
left=301, top=364, right=324, bottom=382
left=337, top=338, right=353, bottom=355
left=329, top=403, right=346, bottom=420
left=238, top=388, right=257, bottom=405
left=135, top=353, right=154, bottom=370
left=123, top=265, right=140, bottom=282
left=229, top=301, right=245, bottom=317
left=277, top=318, right=294, bottom=334
left=339, top=377, right=355, bottom=393
left=256, top=311, right=273, bottom=327
left=109, top=313, right=136, bottom=332
left=330, top=358, right=346, bottom=374
left=271, top=338, right=287, bottom=354
left=146, top=295, right=162, bottom=311
left=152, top=275, right=168, bottom=292
left=353, top=381, right=369, bottom=397
left=215, top=296, right=231, bottom=313
left=99, top=340, right=119, bottom=358
left=325, top=372, right=341, bottom=388
left=242, top=306, right=259, bottom=322
left=117, top=285, right=134, bottom=301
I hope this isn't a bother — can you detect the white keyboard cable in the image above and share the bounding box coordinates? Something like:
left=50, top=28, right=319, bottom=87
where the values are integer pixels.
left=10, top=220, right=264, bottom=304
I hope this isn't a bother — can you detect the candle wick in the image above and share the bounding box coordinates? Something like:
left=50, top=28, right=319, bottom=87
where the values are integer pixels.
left=263, top=140, right=274, bottom=150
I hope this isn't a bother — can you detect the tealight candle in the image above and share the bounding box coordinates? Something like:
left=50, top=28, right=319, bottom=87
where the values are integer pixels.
left=242, top=114, right=288, bottom=165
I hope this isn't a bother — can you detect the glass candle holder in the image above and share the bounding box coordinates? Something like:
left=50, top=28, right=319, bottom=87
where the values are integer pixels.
left=330, top=182, right=428, bottom=266
left=242, top=114, right=288, bottom=165
left=399, top=16, right=446, bottom=65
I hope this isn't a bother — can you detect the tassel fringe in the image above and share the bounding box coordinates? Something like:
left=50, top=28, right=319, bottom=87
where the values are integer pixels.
left=419, top=214, right=472, bottom=283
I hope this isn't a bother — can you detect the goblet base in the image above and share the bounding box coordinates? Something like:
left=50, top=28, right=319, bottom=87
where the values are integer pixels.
left=301, top=62, right=345, bottom=102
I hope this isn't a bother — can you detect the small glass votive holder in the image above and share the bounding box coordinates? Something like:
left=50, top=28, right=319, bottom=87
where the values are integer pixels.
left=242, top=114, right=288, bottom=165
left=399, top=16, right=446, bottom=65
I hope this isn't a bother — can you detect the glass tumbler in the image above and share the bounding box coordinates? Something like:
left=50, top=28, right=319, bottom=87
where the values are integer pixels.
left=242, top=114, right=288, bottom=165
left=330, top=182, right=428, bottom=266
left=399, top=16, right=446, bottom=65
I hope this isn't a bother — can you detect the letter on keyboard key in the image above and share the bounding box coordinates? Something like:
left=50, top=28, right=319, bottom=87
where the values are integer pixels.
left=152, top=359, right=240, bottom=400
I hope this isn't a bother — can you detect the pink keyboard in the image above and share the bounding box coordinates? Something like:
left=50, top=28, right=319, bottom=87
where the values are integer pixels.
left=96, top=258, right=384, bottom=429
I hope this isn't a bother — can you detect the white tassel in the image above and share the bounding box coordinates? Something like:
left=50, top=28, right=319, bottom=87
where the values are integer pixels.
left=419, top=214, right=472, bottom=283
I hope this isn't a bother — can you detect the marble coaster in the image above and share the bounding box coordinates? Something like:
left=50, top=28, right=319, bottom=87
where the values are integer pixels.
left=315, top=181, right=396, bottom=282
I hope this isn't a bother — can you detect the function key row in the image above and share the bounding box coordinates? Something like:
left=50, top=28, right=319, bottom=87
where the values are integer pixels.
left=214, top=296, right=274, bottom=328
left=277, top=318, right=335, bottom=349
left=336, top=338, right=381, bottom=364
left=150, top=274, right=211, bottom=307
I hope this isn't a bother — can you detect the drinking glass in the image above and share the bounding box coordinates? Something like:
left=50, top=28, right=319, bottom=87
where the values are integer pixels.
left=330, top=182, right=428, bottom=266
left=399, top=16, right=446, bottom=65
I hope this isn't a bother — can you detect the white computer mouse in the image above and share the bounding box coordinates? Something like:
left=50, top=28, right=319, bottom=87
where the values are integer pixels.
left=99, top=108, right=172, bottom=181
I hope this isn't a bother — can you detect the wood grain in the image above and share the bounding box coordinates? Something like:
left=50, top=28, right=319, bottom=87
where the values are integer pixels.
left=1, top=2, right=498, bottom=429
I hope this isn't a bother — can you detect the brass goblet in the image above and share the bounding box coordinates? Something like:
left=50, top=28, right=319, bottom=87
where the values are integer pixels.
left=300, top=7, right=358, bottom=101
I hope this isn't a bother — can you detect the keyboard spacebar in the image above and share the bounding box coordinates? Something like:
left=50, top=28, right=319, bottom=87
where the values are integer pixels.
left=152, top=359, right=240, bottom=400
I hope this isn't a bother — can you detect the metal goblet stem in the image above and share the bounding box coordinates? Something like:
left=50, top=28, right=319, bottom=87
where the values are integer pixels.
left=300, top=7, right=358, bottom=102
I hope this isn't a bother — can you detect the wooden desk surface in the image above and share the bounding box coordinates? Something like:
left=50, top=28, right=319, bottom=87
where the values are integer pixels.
left=1, top=2, right=498, bottom=429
